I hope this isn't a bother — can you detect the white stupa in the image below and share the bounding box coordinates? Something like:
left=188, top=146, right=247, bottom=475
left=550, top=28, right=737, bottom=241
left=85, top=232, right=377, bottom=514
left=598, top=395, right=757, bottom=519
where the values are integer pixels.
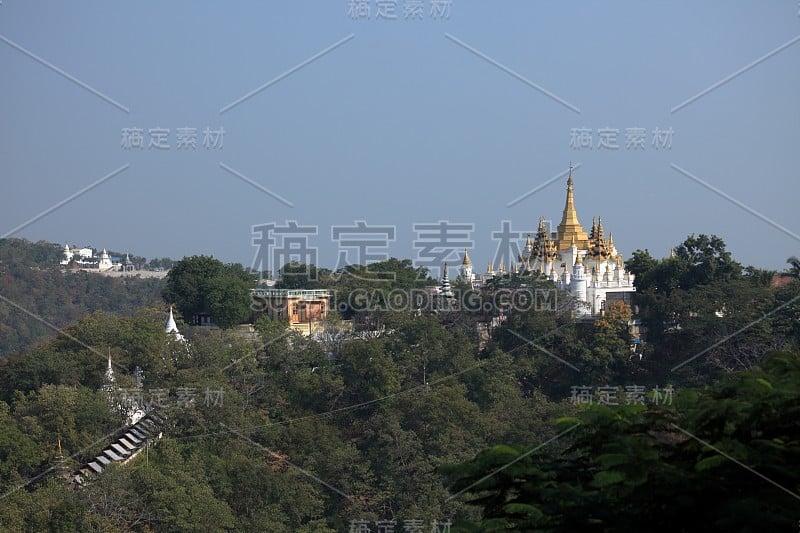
left=166, top=306, right=186, bottom=342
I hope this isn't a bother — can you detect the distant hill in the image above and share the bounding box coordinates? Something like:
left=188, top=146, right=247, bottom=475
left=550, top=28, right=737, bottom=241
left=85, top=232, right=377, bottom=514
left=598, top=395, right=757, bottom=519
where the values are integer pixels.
left=0, top=238, right=165, bottom=356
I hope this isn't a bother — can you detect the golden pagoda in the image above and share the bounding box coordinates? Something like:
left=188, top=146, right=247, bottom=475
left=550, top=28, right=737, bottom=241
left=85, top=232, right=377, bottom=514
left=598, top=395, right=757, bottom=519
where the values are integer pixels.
left=555, top=166, right=590, bottom=251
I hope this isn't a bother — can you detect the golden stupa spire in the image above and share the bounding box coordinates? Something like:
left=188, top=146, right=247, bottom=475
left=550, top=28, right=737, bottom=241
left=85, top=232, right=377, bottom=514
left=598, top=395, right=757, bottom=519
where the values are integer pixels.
left=556, top=167, right=589, bottom=250
left=462, top=248, right=471, bottom=266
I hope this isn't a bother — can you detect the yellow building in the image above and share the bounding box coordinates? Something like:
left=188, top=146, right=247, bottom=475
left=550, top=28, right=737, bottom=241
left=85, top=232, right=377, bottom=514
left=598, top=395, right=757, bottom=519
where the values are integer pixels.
left=251, top=288, right=331, bottom=326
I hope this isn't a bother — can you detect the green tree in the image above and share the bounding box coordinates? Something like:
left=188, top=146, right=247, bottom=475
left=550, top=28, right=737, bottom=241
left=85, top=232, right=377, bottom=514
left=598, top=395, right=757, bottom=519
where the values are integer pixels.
left=786, top=256, right=800, bottom=278
left=443, top=350, right=800, bottom=531
left=162, top=255, right=253, bottom=329
left=276, top=262, right=329, bottom=290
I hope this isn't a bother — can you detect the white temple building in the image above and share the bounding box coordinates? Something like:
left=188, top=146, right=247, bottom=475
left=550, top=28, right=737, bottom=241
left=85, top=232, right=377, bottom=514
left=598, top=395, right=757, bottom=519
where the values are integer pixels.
left=458, top=249, right=475, bottom=286
left=521, top=169, right=635, bottom=315
left=98, top=249, right=114, bottom=271
left=463, top=167, right=635, bottom=317
left=60, top=243, right=142, bottom=274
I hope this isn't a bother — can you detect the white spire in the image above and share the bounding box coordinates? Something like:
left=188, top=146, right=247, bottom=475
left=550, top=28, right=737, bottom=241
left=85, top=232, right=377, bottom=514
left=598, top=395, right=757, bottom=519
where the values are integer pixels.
left=102, top=348, right=115, bottom=394
left=105, top=350, right=114, bottom=383
left=166, top=306, right=179, bottom=334
left=166, top=307, right=187, bottom=343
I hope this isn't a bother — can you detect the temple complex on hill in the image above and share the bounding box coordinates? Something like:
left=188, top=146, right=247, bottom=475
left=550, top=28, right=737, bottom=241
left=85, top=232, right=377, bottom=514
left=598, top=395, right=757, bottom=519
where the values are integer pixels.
left=458, top=167, right=636, bottom=316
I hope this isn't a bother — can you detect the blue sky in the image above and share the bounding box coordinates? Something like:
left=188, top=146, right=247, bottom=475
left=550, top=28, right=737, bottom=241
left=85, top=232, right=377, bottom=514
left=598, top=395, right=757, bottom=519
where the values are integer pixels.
left=1, top=1, right=798, bottom=273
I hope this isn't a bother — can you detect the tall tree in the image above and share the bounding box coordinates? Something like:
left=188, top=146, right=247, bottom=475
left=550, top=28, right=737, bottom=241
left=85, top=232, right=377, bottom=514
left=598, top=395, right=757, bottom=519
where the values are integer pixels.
left=162, top=256, right=253, bottom=328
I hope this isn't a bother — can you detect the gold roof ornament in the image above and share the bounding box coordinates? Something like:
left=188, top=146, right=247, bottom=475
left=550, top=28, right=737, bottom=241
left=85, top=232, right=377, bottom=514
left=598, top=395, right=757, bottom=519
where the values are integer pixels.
left=462, top=248, right=471, bottom=266
left=589, top=215, right=610, bottom=260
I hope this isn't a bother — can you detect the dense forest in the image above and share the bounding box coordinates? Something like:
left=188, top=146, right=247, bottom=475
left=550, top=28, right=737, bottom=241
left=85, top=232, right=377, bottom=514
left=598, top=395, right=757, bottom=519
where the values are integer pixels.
left=0, top=236, right=798, bottom=531
left=0, top=239, right=165, bottom=356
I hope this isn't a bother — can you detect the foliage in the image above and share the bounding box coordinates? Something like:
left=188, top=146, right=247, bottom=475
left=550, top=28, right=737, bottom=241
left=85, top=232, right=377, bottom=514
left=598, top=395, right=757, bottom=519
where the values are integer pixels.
left=1, top=237, right=798, bottom=530
left=443, top=351, right=800, bottom=531
left=162, top=255, right=254, bottom=329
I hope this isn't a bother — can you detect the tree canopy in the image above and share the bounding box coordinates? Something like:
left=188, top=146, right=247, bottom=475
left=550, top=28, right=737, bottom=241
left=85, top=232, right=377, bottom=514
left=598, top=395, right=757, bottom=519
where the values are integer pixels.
left=162, top=255, right=254, bottom=329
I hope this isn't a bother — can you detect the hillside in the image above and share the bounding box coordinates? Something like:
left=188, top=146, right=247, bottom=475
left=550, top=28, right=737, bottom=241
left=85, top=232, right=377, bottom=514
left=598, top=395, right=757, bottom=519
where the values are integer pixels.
left=0, top=239, right=165, bottom=356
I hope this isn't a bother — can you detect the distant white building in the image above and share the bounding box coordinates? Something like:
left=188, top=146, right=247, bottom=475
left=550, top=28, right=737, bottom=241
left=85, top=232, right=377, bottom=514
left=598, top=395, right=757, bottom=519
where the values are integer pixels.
left=60, top=243, right=74, bottom=265
left=458, top=249, right=475, bottom=285
left=60, top=243, right=142, bottom=275
left=77, top=247, right=93, bottom=259
left=98, top=249, right=114, bottom=272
